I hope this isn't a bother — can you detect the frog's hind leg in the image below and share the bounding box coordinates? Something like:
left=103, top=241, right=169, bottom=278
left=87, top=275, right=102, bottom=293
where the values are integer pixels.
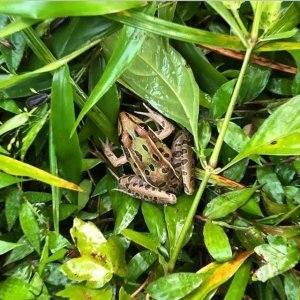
left=171, top=131, right=195, bottom=195
left=118, top=175, right=177, bottom=205
left=135, top=104, right=175, bottom=140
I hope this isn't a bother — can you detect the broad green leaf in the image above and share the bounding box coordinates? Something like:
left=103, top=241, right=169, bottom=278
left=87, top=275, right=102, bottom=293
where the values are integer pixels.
left=56, top=284, right=112, bottom=300
left=4, top=235, right=34, bottom=265
left=198, top=119, right=211, bottom=150
left=119, top=287, right=131, bottom=300
left=142, top=202, right=167, bottom=244
left=60, top=256, right=113, bottom=285
left=0, top=111, right=29, bottom=136
left=19, top=202, right=41, bottom=254
left=260, top=2, right=282, bottom=32
left=203, top=221, right=232, bottom=262
left=23, top=191, right=52, bottom=203
left=203, top=188, right=257, bottom=219
left=20, top=104, right=48, bottom=160
left=5, top=187, right=22, bottom=230
left=72, top=4, right=155, bottom=133
left=283, top=271, right=300, bottom=300
left=82, top=158, right=103, bottom=171
left=48, top=231, right=71, bottom=252
left=121, top=229, right=160, bottom=252
left=51, top=65, right=82, bottom=186
left=0, top=277, right=34, bottom=300
left=240, top=195, right=264, bottom=217
left=77, top=180, right=92, bottom=211
left=210, top=79, right=236, bottom=119
left=0, top=154, right=82, bottom=191
left=228, top=95, right=300, bottom=167
left=253, top=235, right=300, bottom=282
left=147, top=273, right=205, bottom=300
left=257, top=167, right=285, bottom=204
left=0, top=99, right=21, bottom=114
left=238, top=64, right=271, bottom=102
left=267, top=78, right=293, bottom=96
left=0, top=172, right=25, bottom=189
left=107, top=11, right=244, bottom=50
left=164, top=195, right=194, bottom=256
left=102, top=34, right=199, bottom=144
left=0, top=1, right=146, bottom=18
left=127, top=250, right=158, bottom=281
left=224, top=260, right=252, bottom=300
left=0, top=240, right=21, bottom=255
left=189, top=252, right=252, bottom=300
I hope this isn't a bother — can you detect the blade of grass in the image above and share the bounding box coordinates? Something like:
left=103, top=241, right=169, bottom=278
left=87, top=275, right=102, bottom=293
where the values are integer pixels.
left=106, top=11, right=245, bottom=50
left=0, top=1, right=146, bottom=19
left=0, top=17, right=38, bottom=38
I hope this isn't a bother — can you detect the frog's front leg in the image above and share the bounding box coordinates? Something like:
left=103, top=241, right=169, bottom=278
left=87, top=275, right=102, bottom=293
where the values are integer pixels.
left=171, top=131, right=195, bottom=195
left=118, top=175, right=177, bottom=205
left=102, top=139, right=127, bottom=167
left=136, top=104, right=175, bottom=140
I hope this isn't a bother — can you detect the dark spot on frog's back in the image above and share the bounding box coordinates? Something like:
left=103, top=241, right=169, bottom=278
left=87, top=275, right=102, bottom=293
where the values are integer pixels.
left=134, top=150, right=143, bottom=161
left=149, top=164, right=155, bottom=172
left=162, top=168, right=169, bottom=174
left=142, top=144, right=148, bottom=152
left=152, top=153, right=160, bottom=161
left=270, top=140, right=277, bottom=145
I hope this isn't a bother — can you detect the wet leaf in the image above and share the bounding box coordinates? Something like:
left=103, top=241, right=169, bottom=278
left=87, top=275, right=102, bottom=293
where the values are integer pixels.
left=229, top=95, right=300, bottom=166
left=147, top=273, right=205, bottom=300
left=0, top=240, right=21, bottom=255
left=203, top=221, right=232, bottom=262
left=0, top=277, right=34, bottom=300
left=253, top=235, right=300, bottom=282
left=5, top=187, right=22, bottom=230
left=19, top=202, right=40, bottom=254
left=203, top=188, right=256, bottom=219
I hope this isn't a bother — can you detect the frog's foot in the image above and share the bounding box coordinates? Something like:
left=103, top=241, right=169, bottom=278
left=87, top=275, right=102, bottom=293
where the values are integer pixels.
left=171, top=131, right=195, bottom=195
left=102, top=138, right=127, bottom=167
left=135, top=103, right=175, bottom=140
left=117, top=175, right=177, bottom=205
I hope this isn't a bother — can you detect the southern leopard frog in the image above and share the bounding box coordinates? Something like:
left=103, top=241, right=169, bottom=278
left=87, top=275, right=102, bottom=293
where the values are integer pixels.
left=103, top=105, right=195, bottom=204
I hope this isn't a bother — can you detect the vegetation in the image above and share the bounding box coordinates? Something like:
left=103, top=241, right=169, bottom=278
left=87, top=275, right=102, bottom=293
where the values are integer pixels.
left=0, top=1, right=300, bottom=299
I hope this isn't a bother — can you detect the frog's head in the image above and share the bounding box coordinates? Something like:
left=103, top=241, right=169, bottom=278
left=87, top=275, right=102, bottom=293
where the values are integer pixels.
left=118, top=112, right=148, bottom=147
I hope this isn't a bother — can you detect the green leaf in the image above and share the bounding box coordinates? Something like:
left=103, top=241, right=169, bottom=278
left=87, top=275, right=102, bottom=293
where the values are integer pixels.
left=121, top=229, right=160, bottom=252
left=224, top=260, right=252, bottom=300
left=0, top=277, right=34, bottom=300
left=0, top=99, right=21, bottom=114
left=127, top=250, right=158, bottom=281
left=211, top=79, right=236, bottom=119
left=253, top=235, right=300, bottom=282
left=147, top=273, right=205, bottom=300
left=228, top=95, right=300, bottom=167
left=0, top=1, right=146, bottom=18
left=164, top=195, right=194, bottom=256
left=60, top=256, right=113, bottom=284
left=107, top=11, right=244, bottom=50
left=0, top=154, right=82, bottom=191
left=0, top=172, right=25, bottom=189
left=56, top=284, right=112, bottom=300
left=23, top=191, right=52, bottom=203
left=283, top=271, right=300, bottom=300
left=102, top=34, right=199, bottom=143
left=51, top=65, right=82, bottom=185
left=77, top=179, right=92, bottom=211
left=20, top=104, right=48, bottom=160
left=0, top=240, right=21, bottom=255
left=257, top=167, right=285, bottom=204
left=5, top=187, right=22, bottom=230
left=203, top=188, right=257, bottom=219
left=19, top=202, right=41, bottom=254
left=203, top=221, right=232, bottom=262
left=142, top=202, right=167, bottom=244
left=0, top=111, right=29, bottom=136
left=72, top=4, right=155, bottom=133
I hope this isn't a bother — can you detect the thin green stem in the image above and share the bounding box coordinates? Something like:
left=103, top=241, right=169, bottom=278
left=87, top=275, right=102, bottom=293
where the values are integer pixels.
left=209, top=45, right=253, bottom=169
left=231, top=8, right=248, bottom=36
left=251, top=2, right=263, bottom=41
left=167, top=170, right=211, bottom=272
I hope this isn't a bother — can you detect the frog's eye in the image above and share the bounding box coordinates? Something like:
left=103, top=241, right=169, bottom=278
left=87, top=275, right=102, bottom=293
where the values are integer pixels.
left=118, top=121, right=123, bottom=136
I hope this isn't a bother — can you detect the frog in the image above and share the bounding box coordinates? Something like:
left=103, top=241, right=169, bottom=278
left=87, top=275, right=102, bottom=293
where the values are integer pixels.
left=102, top=104, right=195, bottom=205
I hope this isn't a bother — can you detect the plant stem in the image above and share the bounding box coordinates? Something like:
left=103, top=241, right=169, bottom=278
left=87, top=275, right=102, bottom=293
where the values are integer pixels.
left=167, top=9, right=262, bottom=269
left=167, top=170, right=210, bottom=272
left=208, top=45, right=253, bottom=169
left=232, top=9, right=248, bottom=36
